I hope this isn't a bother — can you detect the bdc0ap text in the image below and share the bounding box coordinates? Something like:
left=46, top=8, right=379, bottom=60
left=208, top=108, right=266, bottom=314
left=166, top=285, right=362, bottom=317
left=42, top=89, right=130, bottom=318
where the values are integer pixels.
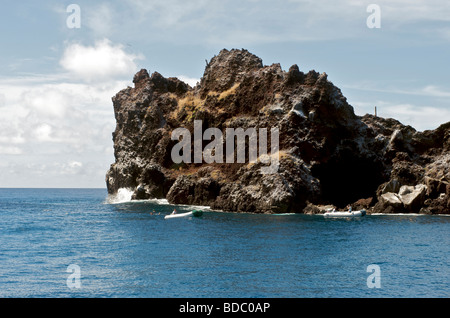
left=223, top=302, right=270, bottom=313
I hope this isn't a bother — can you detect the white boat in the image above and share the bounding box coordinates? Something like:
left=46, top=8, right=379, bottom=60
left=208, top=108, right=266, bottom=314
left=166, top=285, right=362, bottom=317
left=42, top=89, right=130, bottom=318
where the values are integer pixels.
left=323, top=209, right=366, bottom=218
left=164, top=210, right=203, bottom=219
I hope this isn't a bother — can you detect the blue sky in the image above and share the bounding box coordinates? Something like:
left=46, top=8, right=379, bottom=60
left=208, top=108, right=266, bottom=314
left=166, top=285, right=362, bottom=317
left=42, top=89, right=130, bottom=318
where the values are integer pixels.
left=0, top=0, right=449, bottom=188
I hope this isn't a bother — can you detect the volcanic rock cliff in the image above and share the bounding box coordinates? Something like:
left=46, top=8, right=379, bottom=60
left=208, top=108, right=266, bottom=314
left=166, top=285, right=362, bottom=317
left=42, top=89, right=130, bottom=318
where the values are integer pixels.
left=106, top=49, right=450, bottom=214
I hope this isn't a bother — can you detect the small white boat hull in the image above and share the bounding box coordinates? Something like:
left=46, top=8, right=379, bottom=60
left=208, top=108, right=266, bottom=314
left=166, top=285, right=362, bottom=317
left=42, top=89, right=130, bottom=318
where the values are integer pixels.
left=164, top=211, right=193, bottom=219
left=323, top=210, right=366, bottom=217
left=164, top=210, right=203, bottom=219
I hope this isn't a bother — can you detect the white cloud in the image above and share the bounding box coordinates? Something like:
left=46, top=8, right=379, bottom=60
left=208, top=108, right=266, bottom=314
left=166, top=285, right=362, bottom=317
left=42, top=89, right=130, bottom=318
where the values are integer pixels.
left=84, top=3, right=116, bottom=37
left=353, top=100, right=450, bottom=131
left=0, top=76, right=127, bottom=150
left=421, top=85, right=450, bottom=98
left=346, top=81, right=450, bottom=131
left=0, top=44, right=135, bottom=186
left=382, top=104, right=450, bottom=131
left=379, top=0, right=450, bottom=24
left=34, top=123, right=54, bottom=143
left=118, top=0, right=450, bottom=45
left=127, top=0, right=210, bottom=27
left=0, top=146, right=23, bottom=155
left=121, top=0, right=344, bottom=45
left=344, top=83, right=450, bottom=99
left=177, top=75, right=200, bottom=87
left=23, top=88, right=70, bottom=118
left=0, top=135, right=25, bottom=145
left=60, top=39, right=143, bottom=81
left=63, top=161, right=84, bottom=175
left=3, top=160, right=107, bottom=188
left=3, top=89, right=114, bottom=158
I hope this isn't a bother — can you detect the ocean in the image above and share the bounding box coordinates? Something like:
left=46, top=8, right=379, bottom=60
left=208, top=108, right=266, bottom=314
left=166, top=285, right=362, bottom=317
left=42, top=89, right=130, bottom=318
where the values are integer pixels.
left=0, top=188, right=448, bottom=298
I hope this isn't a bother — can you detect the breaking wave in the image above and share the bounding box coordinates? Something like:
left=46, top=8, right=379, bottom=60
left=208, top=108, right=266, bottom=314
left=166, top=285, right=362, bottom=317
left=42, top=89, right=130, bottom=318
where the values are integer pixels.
left=105, top=188, right=134, bottom=204
left=105, top=188, right=207, bottom=209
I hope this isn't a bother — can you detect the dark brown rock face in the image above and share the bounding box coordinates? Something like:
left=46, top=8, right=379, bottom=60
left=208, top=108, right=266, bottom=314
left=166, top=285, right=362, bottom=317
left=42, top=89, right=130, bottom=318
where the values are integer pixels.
left=106, top=49, right=449, bottom=214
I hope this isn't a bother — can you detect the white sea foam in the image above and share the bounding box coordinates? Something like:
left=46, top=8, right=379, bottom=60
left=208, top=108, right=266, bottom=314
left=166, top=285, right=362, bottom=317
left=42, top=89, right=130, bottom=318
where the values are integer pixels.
left=152, top=198, right=170, bottom=205
left=140, top=197, right=211, bottom=210
left=105, top=188, right=134, bottom=204
left=184, top=205, right=211, bottom=211
left=105, top=188, right=211, bottom=210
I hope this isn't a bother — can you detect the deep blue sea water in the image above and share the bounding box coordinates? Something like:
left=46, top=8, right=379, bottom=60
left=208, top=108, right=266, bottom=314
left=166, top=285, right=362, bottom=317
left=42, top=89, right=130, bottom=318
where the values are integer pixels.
left=0, top=188, right=448, bottom=298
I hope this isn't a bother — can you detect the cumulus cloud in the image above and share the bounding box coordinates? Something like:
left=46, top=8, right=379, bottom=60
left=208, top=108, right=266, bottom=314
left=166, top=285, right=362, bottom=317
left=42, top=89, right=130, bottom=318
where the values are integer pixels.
left=344, top=82, right=450, bottom=99
left=60, top=39, right=143, bottom=81
left=421, top=85, right=450, bottom=98
left=23, top=87, right=70, bottom=118
left=0, top=146, right=23, bottom=155
left=0, top=76, right=127, bottom=149
left=3, top=160, right=107, bottom=188
left=63, top=161, right=84, bottom=175
left=0, top=82, right=115, bottom=185
left=352, top=100, right=450, bottom=132
left=177, top=75, right=200, bottom=87
left=343, top=80, right=450, bottom=131
left=120, top=0, right=450, bottom=45
left=380, top=104, right=450, bottom=131
left=0, top=38, right=139, bottom=187
left=0, top=81, right=124, bottom=158
left=84, top=3, right=116, bottom=37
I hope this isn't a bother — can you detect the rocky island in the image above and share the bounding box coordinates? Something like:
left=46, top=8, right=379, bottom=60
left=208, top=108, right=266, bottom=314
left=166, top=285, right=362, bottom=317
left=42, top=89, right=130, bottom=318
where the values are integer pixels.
left=106, top=49, right=449, bottom=214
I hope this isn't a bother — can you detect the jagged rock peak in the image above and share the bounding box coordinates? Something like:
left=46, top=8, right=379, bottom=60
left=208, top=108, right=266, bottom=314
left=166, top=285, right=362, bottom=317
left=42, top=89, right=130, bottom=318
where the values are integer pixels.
left=133, top=69, right=150, bottom=89
left=107, top=48, right=450, bottom=215
left=200, top=48, right=264, bottom=94
left=207, top=48, right=263, bottom=73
